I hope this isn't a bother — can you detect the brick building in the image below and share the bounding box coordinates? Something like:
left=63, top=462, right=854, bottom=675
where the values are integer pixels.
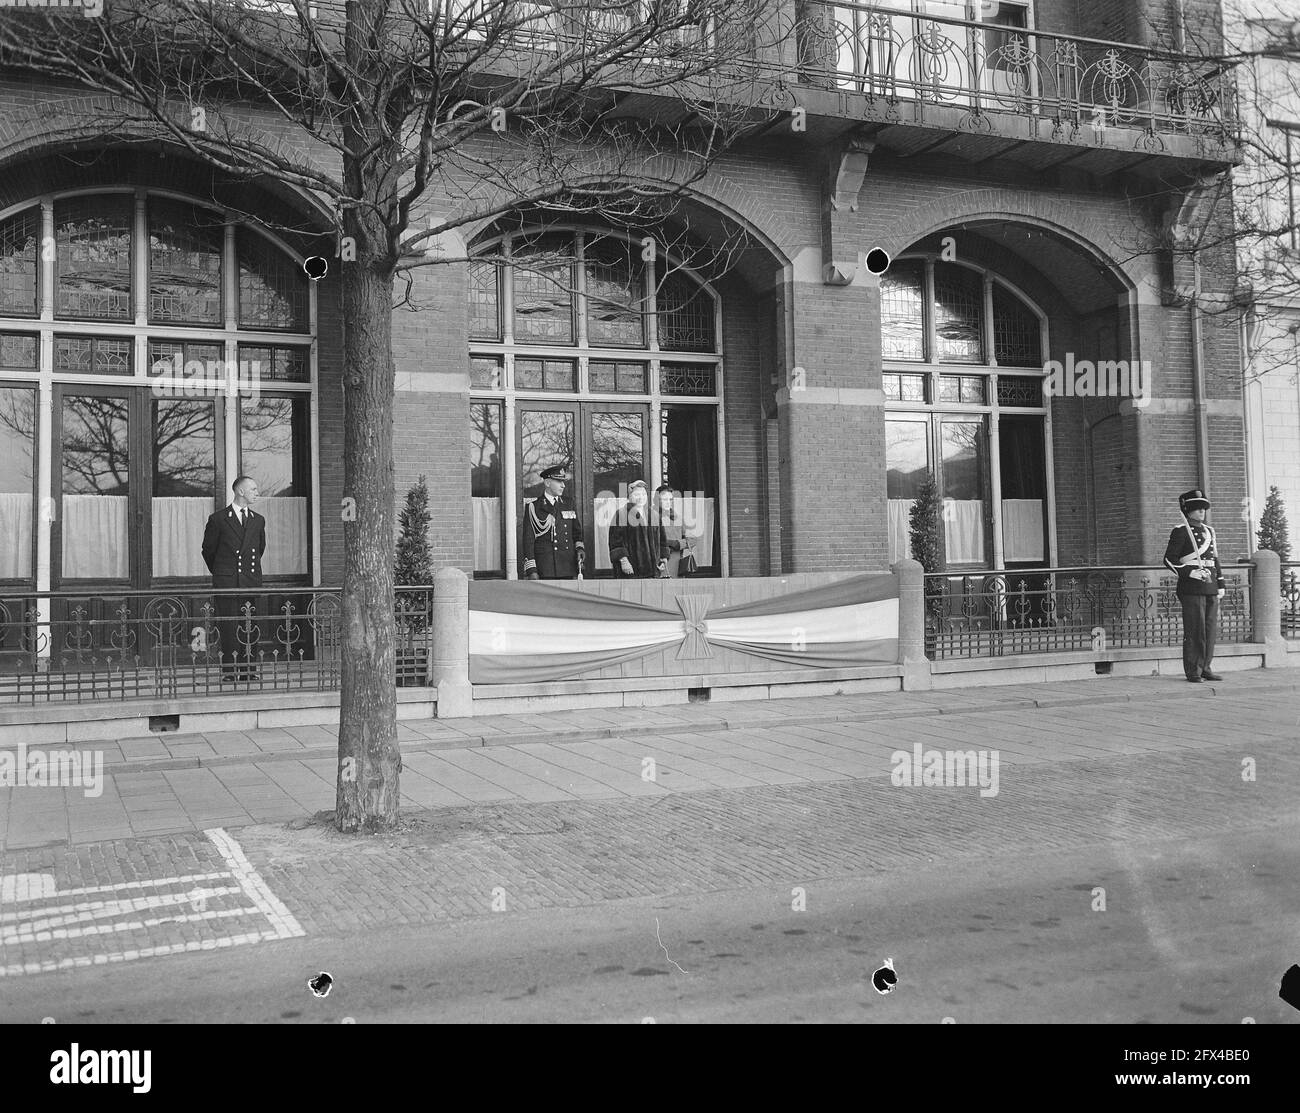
left=0, top=0, right=1249, bottom=608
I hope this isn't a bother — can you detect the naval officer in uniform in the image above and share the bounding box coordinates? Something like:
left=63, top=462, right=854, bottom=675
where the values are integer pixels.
left=1162, top=488, right=1225, bottom=683
left=522, top=464, right=585, bottom=580
left=202, top=475, right=268, bottom=679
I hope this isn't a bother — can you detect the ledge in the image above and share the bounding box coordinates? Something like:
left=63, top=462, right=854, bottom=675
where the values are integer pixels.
left=931, top=643, right=1266, bottom=674
left=471, top=664, right=904, bottom=699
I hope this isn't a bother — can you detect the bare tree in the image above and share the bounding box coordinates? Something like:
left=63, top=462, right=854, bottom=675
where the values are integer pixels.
left=0, top=0, right=790, bottom=831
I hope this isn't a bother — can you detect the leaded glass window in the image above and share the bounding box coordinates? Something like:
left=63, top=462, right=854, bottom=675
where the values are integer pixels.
left=149, top=340, right=225, bottom=376
left=657, top=265, right=715, bottom=352
left=884, top=373, right=927, bottom=402
left=585, top=237, right=644, bottom=347
left=0, top=207, right=39, bottom=317
left=54, top=335, right=133, bottom=375
left=468, top=260, right=500, bottom=340
left=237, top=227, right=309, bottom=331
left=589, top=360, right=647, bottom=393
left=996, top=374, right=1044, bottom=407
left=660, top=362, right=716, bottom=396
left=880, top=260, right=924, bottom=361
left=0, top=332, right=37, bottom=370
left=237, top=344, right=310, bottom=382
left=471, top=355, right=503, bottom=390
left=938, top=374, right=986, bottom=403
left=933, top=263, right=983, bottom=363
left=992, top=284, right=1041, bottom=366
left=515, top=357, right=576, bottom=391
left=512, top=234, right=575, bottom=344
left=56, top=196, right=133, bottom=321
left=149, top=199, right=223, bottom=325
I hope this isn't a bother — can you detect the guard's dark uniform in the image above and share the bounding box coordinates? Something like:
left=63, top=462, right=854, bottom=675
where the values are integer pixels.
left=201, top=504, right=267, bottom=674
left=522, top=493, right=585, bottom=579
left=1162, top=488, right=1224, bottom=683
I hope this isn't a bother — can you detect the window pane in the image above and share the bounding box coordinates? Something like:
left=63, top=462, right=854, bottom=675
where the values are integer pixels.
left=660, top=405, right=718, bottom=569
left=512, top=234, right=574, bottom=344
left=996, top=374, right=1044, bottom=407
left=56, top=197, right=132, bottom=321
left=55, top=336, right=133, bottom=375
left=961, top=375, right=986, bottom=403
left=0, top=207, right=39, bottom=317
left=660, top=362, right=716, bottom=396
left=240, top=396, right=310, bottom=575
left=886, top=419, right=929, bottom=498
left=0, top=387, right=36, bottom=578
left=519, top=409, right=574, bottom=502
left=938, top=375, right=960, bottom=402
left=881, top=259, right=924, bottom=361
left=515, top=357, right=574, bottom=391
left=934, top=264, right=983, bottom=363
left=657, top=265, right=715, bottom=352
left=585, top=236, right=644, bottom=347
left=471, top=355, right=502, bottom=389
left=898, top=373, right=926, bottom=402
left=590, top=360, right=646, bottom=393
left=999, top=414, right=1046, bottom=563
left=592, top=410, right=645, bottom=573
left=61, top=395, right=130, bottom=579
left=0, top=332, right=37, bottom=371
left=149, top=340, right=224, bottom=378
left=238, top=228, right=309, bottom=331
left=149, top=199, right=223, bottom=325
left=468, top=260, right=500, bottom=340
left=237, top=343, right=308, bottom=383
left=992, top=284, right=1041, bottom=366
left=941, top=419, right=987, bottom=564
left=470, top=401, right=503, bottom=573
left=152, top=399, right=217, bottom=577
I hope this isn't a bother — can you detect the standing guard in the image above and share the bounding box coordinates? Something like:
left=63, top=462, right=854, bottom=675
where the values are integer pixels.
left=1162, top=488, right=1226, bottom=683
left=522, top=463, right=585, bottom=580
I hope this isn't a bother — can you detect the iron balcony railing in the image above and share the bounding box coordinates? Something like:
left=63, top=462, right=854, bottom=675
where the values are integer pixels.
left=0, top=586, right=435, bottom=703
left=1284, top=563, right=1299, bottom=640
left=923, top=565, right=1253, bottom=661
left=795, top=1, right=1237, bottom=142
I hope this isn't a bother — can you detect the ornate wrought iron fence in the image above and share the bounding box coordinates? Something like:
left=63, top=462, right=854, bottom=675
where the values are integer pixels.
left=1284, top=564, right=1299, bottom=640
left=924, top=566, right=1253, bottom=660
left=795, top=1, right=1236, bottom=142
left=0, top=586, right=435, bottom=703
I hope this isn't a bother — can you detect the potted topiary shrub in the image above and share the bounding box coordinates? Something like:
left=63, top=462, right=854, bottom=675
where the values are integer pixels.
left=1256, top=485, right=1292, bottom=562
left=394, top=475, right=433, bottom=686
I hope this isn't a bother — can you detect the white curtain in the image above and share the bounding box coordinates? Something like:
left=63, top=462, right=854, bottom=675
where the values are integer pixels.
left=63, top=494, right=128, bottom=579
left=1002, top=499, right=1045, bottom=562
left=593, top=496, right=620, bottom=570
left=0, top=492, right=32, bottom=578
left=153, top=497, right=212, bottom=578
left=473, top=496, right=502, bottom=572
left=945, top=500, right=985, bottom=564
left=888, top=499, right=915, bottom=566
left=259, top=495, right=308, bottom=575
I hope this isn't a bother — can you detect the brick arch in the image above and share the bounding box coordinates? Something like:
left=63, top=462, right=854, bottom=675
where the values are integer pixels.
left=871, top=188, right=1143, bottom=293
left=0, top=100, right=335, bottom=231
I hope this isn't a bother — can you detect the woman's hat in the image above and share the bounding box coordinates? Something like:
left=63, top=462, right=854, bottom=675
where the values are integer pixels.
left=1179, top=488, right=1210, bottom=514
left=628, top=479, right=649, bottom=494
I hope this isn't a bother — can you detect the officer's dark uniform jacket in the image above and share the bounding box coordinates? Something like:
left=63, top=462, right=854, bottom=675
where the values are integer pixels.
left=1162, top=520, right=1224, bottom=597
left=522, top=493, right=585, bottom=579
left=202, top=505, right=267, bottom=587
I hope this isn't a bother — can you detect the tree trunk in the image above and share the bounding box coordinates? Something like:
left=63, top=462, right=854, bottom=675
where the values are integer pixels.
left=335, top=251, right=400, bottom=832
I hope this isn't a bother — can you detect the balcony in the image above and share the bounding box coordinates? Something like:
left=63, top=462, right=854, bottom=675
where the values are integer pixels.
left=790, top=1, right=1239, bottom=168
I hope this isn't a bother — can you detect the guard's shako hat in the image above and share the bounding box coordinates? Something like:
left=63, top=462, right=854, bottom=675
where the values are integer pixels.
left=540, top=464, right=571, bottom=481
left=1179, top=488, right=1211, bottom=515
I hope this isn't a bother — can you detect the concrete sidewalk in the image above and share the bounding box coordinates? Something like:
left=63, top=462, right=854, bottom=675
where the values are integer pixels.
left=2, top=671, right=1296, bottom=851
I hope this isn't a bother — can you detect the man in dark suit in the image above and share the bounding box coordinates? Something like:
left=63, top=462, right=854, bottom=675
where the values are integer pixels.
left=202, top=475, right=267, bottom=680
left=522, top=463, right=585, bottom=580
left=1162, top=487, right=1225, bottom=683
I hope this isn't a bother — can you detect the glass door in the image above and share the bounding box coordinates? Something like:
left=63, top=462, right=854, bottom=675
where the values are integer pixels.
left=588, top=404, right=650, bottom=575
left=939, top=416, right=990, bottom=568
left=516, top=402, right=580, bottom=573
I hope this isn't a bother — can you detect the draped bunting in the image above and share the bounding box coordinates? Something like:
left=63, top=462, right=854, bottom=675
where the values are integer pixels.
left=469, top=574, right=899, bottom=684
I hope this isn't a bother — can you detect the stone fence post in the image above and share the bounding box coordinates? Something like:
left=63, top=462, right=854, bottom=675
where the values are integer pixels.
left=1249, top=549, right=1287, bottom=668
left=893, top=558, right=932, bottom=691
left=431, top=567, right=473, bottom=717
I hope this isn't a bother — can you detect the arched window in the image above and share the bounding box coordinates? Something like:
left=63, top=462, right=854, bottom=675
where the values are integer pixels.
left=0, top=191, right=316, bottom=589
left=881, top=255, right=1051, bottom=570
left=467, top=225, right=723, bottom=578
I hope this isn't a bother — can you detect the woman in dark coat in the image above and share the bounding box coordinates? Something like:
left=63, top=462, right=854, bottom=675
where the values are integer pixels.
left=654, top=484, right=694, bottom=577
left=609, top=479, right=667, bottom=578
